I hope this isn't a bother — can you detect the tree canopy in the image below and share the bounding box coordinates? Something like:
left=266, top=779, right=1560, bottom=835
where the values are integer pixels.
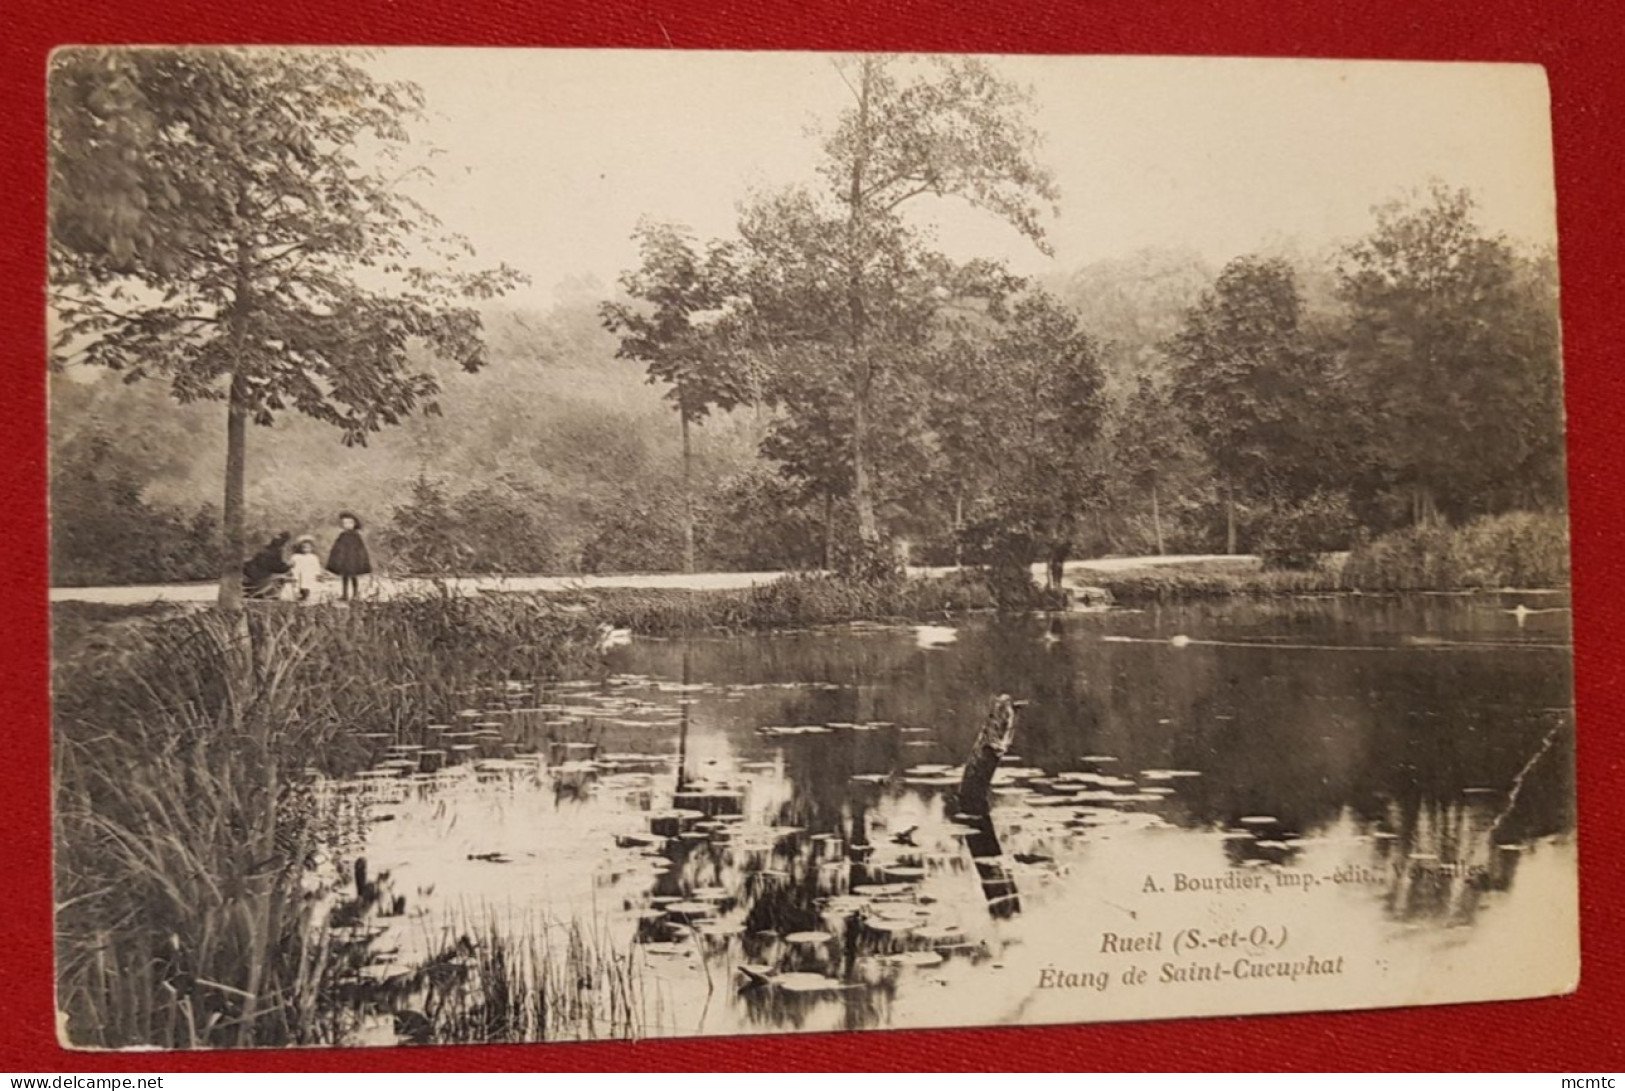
left=1338, top=183, right=1564, bottom=522
left=49, top=47, right=523, bottom=602
left=725, top=56, right=1058, bottom=553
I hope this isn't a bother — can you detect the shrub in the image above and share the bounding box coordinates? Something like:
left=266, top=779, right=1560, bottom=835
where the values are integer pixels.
left=1254, top=491, right=1358, bottom=570
left=702, top=470, right=827, bottom=572
left=955, top=517, right=1043, bottom=611
left=829, top=535, right=905, bottom=587
left=50, top=431, right=221, bottom=586
left=388, top=476, right=560, bottom=576
left=1340, top=510, right=1570, bottom=591
left=578, top=490, right=686, bottom=575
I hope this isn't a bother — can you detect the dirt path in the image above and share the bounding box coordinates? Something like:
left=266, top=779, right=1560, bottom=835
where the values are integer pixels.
left=48, top=554, right=1257, bottom=606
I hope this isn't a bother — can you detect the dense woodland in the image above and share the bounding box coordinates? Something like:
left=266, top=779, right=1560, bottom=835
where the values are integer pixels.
left=47, top=52, right=1566, bottom=587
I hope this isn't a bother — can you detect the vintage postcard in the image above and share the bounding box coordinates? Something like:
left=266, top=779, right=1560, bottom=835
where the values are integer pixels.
left=47, top=49, right=1575, bottom=1049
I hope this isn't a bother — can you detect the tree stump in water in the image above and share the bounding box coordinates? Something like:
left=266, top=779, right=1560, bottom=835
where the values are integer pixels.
left=955, top=694, right=1025, bottom=918
left=955, top=694, right=1022, bottom=818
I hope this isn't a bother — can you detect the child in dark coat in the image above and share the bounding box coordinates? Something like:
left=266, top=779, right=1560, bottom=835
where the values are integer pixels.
left=326, top=512, right=372, bottom=601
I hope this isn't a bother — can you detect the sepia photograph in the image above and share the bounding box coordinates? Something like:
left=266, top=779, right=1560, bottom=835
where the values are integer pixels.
left=46, top=48, right=1575, bottom=1051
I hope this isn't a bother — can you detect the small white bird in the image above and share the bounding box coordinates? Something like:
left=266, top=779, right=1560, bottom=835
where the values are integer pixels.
left=1169, top=634, right=1192, bottom=648
left=914, top=624, right=958, bottom=649
left=597, top=625, right=633, bottom=651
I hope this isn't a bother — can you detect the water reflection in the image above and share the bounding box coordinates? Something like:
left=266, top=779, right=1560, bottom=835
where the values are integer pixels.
left=320, top=593, right=1576, bottom=1043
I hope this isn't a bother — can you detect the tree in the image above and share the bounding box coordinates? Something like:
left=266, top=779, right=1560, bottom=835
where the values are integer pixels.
left=1111, top=374, right=1197, bottom=555
left=731, top=56, right=1058, bottom=552
left=48, top=48, right=523, bottom=605
left=1165, top=256, right=1346, bottom=552
left=1338, top=183, right=1565, bottom=524
left=934, top=292, right=1108, bottom=598
left=601, top=221, right=751, bottom=573
left=387, top=474, right=559, bottom=575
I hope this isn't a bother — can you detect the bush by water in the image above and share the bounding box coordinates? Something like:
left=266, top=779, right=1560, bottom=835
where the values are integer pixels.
left=1340, top=511, right=1569, bottom=591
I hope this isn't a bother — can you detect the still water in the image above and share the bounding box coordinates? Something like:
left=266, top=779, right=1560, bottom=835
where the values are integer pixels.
left=329, top=593, right=1577, bottom=1043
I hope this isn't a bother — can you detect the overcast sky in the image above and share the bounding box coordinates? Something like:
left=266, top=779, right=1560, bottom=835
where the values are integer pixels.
left=366, top=50, right=1557, bottom=309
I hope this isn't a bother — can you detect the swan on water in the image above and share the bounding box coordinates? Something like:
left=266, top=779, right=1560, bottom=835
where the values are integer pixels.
left=914, top=624, right=958, bottom=648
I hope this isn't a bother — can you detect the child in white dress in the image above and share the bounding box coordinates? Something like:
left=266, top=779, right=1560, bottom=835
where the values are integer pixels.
left=290, top=536, right=325, bottom=602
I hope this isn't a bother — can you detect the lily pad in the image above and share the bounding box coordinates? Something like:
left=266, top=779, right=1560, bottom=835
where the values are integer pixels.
left=775, top=972, right=845, bottom=993
left=784, top=931, right=833, bottom=945
left=887, top=950, right=944, bottom=967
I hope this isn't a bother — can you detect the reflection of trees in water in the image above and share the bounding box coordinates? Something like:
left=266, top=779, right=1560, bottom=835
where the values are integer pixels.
left=737, top=965, right=898, bottom=1033
left=608, top=602, right=1574, bottom=1030
left=1349, top=672, right=1573, bottom=846
left=1372, top=789, right=1530, bottom=925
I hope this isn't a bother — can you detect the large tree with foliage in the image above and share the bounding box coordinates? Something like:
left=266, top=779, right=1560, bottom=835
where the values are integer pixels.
left=728, top=56, right=1057, bottom=554
left=48, top=47, right=522, bottom=604
left=932, top=292, right=1107, bottom=594
left=601, top=220, right=751, bottom=573
left=1166, top=256, right=1348, bottom=552
left=1338, top=183, right=1565, bottom=524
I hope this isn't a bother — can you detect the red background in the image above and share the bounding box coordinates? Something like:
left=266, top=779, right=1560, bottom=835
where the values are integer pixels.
left=5, top=0, right=1622, bottom=1072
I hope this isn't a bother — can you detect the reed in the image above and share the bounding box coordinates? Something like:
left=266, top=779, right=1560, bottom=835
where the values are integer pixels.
left=407, top=915, right=650, bottom=1044
left=52, top=591, right=605, bottom=1048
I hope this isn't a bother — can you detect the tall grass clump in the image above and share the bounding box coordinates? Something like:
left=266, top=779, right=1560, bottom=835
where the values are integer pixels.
left=1341, top=511, right=1570, bottom=591
left=410, top=916, right=650, bottom=1044
left=52, top=592, right=605, bottom=1049
left=54, top=612, right=338, bottom=1049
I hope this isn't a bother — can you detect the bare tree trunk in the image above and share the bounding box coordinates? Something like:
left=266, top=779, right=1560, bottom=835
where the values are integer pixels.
left=1413, top=482, right=1438, bottom=527
left=219, top=229, right=254, bottom=609
left=823, top=491, right=834, bottom=570
left=953, top=490, right=964, bottom=569
left=680, top=410, right=695, bottom=574
left=219, top=223, right=256, bottom=610
left=1225, top=487, right=1237, bottom=556
left=847, top=58, right=879, bottom=546
left=219, top=375, right=248, bottom=609
left=1151, top=479, right=1165, bottom=556
left=852, top=387, right=877, bottom=542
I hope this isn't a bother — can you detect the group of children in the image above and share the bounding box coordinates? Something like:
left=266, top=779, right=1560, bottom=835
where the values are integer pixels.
left=242, top=512, right=372, bottom=602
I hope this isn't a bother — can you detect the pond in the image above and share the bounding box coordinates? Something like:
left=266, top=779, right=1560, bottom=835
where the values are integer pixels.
left=321, top=591, right=1577, bottom=1044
